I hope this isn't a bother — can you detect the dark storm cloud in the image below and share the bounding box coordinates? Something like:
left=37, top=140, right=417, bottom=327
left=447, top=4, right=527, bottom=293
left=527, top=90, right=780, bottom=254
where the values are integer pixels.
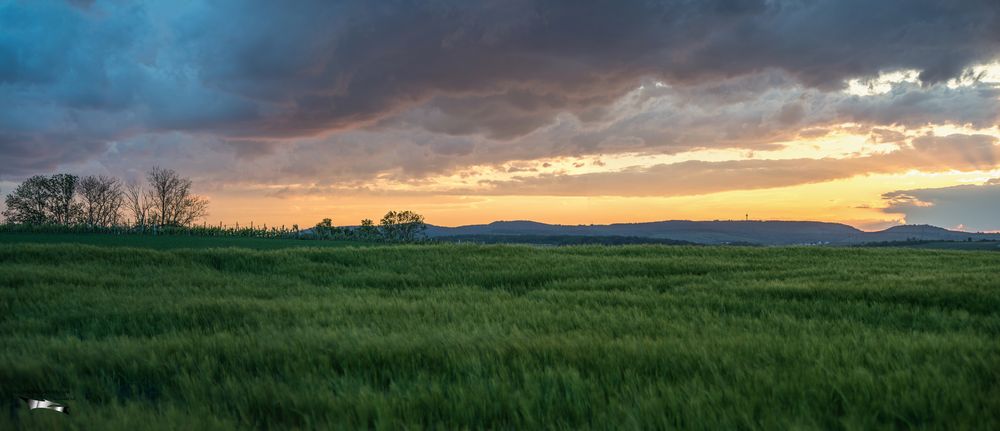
left=882, top=179, right=1000, bottom=231
left=77, top=79, right=1000, bottom=191
left=2, top=0, right=1000, bottom=179
left=345, top=0, right=1000, bottom=139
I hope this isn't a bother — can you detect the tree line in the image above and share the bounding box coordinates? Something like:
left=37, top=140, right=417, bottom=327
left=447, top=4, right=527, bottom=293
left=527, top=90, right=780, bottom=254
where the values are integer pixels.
left=3, top=167, right=207, bottom=228
left=309, top=210, right=427, bottom=242
left=2, top=168, right=428, bottom=242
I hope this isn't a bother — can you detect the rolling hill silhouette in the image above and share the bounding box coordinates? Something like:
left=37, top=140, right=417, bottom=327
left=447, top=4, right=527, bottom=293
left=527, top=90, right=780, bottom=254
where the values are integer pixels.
left=425, top=220, right=1000, bottom=245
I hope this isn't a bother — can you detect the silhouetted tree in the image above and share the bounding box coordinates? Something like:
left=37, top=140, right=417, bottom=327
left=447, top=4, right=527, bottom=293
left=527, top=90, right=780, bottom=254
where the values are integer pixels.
left=77, top=175, right=124, bottom=227
left=2, top=174, right=80, bottom=224
left=124, top=180, right=152, bottom=227
left=314, top=218, right=338, bottom=238
left=358, top=218, right=378, bottom=240
left=46, top=174, right=80, bottom=224
left=3, top=176, right=51, bottom=224
left=145, top=167, right=209, bottom=226
left=379, top=210, right=426, bottom=242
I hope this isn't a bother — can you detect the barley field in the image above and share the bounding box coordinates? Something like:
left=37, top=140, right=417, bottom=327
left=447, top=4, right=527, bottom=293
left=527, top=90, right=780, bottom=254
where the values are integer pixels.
left=1, top=236, right=998, bottom=429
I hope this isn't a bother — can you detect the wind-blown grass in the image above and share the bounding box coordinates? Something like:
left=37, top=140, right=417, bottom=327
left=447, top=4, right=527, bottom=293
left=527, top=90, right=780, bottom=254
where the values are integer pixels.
left=1, top=240, right=998, bottom=429
left=0, top=232, right=370, bottom=250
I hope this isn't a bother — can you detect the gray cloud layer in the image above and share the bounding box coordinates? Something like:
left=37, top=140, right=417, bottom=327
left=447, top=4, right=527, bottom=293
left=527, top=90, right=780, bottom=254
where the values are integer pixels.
left=3, top=0, right=1000, bottom=178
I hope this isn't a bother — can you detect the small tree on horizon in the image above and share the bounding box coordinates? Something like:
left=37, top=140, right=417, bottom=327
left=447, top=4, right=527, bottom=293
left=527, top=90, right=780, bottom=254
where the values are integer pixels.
left=314, top=218, right=338, bottom=238
left=358, top=218, right=378, bottom=240
left=379, top=210, right=427, bottom=242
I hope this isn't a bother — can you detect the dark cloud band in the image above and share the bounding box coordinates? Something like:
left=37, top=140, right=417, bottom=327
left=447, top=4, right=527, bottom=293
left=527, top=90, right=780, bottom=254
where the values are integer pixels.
left=2, top=0, right=999, bottom=181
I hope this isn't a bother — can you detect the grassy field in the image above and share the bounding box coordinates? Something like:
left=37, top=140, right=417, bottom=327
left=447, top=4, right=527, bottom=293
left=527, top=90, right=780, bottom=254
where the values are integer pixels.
left=859, top=240, right=1000, bottom=251
left=0, top=232, right=372, bottom=250
left=1, top=234, right=999, bottom=429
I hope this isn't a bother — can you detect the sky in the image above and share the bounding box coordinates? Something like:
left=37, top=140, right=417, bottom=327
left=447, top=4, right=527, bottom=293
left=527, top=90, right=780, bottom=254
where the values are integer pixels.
left=2, top=0, right=1000, bottom=231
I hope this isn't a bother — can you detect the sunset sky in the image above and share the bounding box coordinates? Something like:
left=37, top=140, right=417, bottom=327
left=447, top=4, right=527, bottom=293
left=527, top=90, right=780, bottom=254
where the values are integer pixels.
left=2, top=1, right=1000, bottom=231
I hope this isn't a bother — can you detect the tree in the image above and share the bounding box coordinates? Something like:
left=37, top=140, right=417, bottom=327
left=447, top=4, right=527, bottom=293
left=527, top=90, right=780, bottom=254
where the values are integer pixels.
left=314, top=218, right=338, bottom=238
left=44, top=174, right=80, bottom=224
left=358, top=218, right=378, bottom=240
left=124, top=180, right=152, bottom=227
left=77, top=175, right=124, bottom=227
left=145, top=167, right=209, bottom=226
left=379, top=210, right=427, bottom=242
left=2, top=174, right=81, bottom=224
left=3, top=176, right=52, bottom=224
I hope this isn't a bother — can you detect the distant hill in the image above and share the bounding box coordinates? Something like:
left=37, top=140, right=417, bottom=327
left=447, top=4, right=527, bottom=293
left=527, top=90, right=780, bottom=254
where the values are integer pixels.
left=860, top=224, right=994, bottom=243
left=432, top=234, right=696, bottom=246
left=425, top=220, right=1000, bottom=245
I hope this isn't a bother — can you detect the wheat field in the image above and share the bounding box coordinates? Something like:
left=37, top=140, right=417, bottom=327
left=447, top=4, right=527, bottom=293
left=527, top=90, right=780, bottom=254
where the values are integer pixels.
left=1, top=237, right=998, bottom=429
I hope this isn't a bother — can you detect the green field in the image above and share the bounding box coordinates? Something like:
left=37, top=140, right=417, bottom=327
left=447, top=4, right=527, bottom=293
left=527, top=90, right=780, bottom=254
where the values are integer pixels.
left=0, top=232, right=371, bottom=250
left=859, top=240, right=1000, bottom=251
left=1, top=234, right=999, bottom=429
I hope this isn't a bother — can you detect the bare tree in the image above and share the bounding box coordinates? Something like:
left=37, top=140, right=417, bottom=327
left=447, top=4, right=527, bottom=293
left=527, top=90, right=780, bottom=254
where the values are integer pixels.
left=45, top=174, right=81, bottom=224
left=124, top=180, right=152, bottom=228
left=77, top=175, right=124, bottom=227
left=145, top=167, right=209, bottom=226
